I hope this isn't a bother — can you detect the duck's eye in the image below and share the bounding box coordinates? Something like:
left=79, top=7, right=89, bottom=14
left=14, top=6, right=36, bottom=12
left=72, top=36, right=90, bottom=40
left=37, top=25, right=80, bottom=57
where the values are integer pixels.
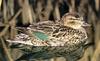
left=75, top=15, right=79, bottom=18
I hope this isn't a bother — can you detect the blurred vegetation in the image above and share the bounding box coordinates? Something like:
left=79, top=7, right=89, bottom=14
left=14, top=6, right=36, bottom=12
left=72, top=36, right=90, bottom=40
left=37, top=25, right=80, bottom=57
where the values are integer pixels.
left=0, top=0, right=100, bottom=61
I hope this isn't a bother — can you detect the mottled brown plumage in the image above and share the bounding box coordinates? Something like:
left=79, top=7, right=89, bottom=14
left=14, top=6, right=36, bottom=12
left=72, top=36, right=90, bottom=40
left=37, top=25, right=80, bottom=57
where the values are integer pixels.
left=6, top=12, right=90, bottom=61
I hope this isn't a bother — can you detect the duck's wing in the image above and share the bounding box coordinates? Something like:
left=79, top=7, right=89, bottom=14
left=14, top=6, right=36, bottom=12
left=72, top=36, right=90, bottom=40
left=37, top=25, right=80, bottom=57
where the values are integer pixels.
left=6, top=21, right=62, bottom=46
left=25, top=21, right=65, bottom=46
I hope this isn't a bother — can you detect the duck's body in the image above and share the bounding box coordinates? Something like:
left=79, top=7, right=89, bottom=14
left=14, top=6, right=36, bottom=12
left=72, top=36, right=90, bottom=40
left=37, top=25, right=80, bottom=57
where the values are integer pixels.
left=7, top=12, right=89, bottom=61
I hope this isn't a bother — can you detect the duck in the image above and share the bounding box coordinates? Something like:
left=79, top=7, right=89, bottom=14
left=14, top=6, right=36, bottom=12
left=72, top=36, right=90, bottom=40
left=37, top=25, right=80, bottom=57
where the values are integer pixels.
left=6, top=12, right=90, bottom=61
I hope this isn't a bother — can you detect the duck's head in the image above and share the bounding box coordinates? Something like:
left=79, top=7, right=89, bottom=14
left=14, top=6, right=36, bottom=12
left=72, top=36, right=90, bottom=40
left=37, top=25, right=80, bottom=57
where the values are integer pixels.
left=61, top=12, right=90, bottom=29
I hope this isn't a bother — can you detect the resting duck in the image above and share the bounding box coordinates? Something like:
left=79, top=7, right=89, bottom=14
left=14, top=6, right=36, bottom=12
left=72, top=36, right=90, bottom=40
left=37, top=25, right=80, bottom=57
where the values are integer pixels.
left=7, top=12, right=90, bottom=61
